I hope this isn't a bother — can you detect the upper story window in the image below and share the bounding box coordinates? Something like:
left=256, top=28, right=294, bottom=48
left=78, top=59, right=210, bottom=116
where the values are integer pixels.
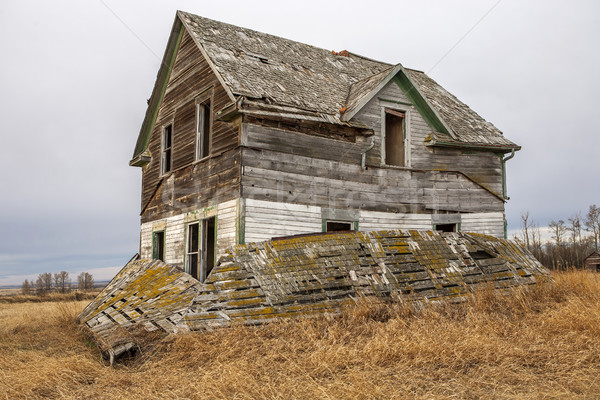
left=160, top=124, right=172, bottom=175
left=195, top=99, right=212, bottom=161
left=384, top=108, right=408, bottom=167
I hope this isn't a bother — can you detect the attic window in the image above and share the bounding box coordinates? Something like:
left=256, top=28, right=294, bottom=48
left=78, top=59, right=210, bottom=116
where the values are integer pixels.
left=384, top=109, right=407, bottom=167
left=161, top=124, right=172, bottom=175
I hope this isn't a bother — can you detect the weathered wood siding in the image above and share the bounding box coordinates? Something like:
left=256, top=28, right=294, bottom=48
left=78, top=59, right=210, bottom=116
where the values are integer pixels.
left=585, top=252, right=600, bottom=271
left=242, top=123, right=367, bottom=165
left=141, top=28, right=239, bottom=216
left=140, top=199, right=238, bottom=269
left=240, top=126, right=503, bottom=214
left=142, top=147, right=241, bottom=223
left=354, top=80, right=503, bottom=196
left=244, top=199, right=322, bottom=243
left=216, top=200, right=238, bottom=256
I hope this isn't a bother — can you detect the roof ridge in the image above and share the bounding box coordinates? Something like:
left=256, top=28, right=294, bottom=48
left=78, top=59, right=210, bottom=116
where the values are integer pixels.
left=179, top=11, right=383, bottom=64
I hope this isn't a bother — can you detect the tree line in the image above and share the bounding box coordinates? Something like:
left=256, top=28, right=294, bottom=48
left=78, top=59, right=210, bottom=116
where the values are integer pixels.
left=515, top=204, right=600, bottom=269
left=21, top=271, right=94, bottom=295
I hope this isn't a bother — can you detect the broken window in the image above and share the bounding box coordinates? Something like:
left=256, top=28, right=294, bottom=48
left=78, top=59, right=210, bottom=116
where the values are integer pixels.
left=161, top=124, right=172, bottom=175
left=435, top=223, right=458, bottom=233
left=152, top=231, right=165, bottom=261
left=186, top=217, right=216, bottom=282
left=326, top=221, right=354, bottom=232
left=196, top=100, right=211, bottom=160
left=384, top=109, right=406, bottom=166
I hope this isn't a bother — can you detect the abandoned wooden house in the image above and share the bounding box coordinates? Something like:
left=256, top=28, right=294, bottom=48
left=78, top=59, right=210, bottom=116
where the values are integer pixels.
left=584, top=251, right=600, bottom=271
left=78, top=12, right=551, bottom=359
left=129, top=11, right=521, bottom=283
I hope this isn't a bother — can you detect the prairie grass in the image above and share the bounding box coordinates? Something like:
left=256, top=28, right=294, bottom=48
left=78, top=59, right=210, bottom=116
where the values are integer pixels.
left=1, top=270, right=599, bottom=399
left=0, top=291, right=100, bottom=304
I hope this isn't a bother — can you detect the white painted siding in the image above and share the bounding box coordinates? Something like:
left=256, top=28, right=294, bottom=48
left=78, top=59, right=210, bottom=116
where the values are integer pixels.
left=140, top=222, right=153, bottom=259
left=165, top=214, right=185, bottom=266
left=359, top=211, right=433, bottom=231
left=139, top=200, right=239, bottom=268
left=244, top=198, right=322, bottom=243
left=140, top=200, right=505, bottom=266
left=461, top=212, right=505, bottom=238
left=217, top=199, right=238, bottom=255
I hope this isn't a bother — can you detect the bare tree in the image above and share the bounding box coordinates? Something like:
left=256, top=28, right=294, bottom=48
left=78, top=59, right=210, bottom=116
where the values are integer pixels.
left=53, top=271, right=71, bottom=293
left=584, top=204, right=600, bottom=250
left=520, top=211, right=532, bottom=249
left=549, top=220, right=567, bottom=247
left=21, top=279, right=32, bottom=295
left=36, top=273, right=53, bottom=294
left=77, top=272, right=94, bottom=291
left=567, top=213, right=582, bottom=246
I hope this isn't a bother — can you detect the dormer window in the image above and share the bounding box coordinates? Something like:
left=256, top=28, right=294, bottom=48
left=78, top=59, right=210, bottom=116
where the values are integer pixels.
left=196, top=99, right=211, bottom=160
left=160, top=124, right=172, bottom=175
left=383, top=108, right=409, bottom=167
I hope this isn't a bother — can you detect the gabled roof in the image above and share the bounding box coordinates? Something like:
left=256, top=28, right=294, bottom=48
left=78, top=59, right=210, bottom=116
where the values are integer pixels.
left=132, top=11, right=519, bottom=160
left=178, top=11, right=389, bottom=116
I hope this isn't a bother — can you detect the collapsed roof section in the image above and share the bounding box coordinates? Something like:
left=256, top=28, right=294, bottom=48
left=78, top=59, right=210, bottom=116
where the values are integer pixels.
left=131, top=11, right=519, bottom=163
left=79, top=230, right=548, bottom=360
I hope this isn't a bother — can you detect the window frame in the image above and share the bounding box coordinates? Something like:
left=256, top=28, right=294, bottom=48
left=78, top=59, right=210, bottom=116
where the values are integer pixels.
left=184, top=216, right=217, bottom=282
left=185, top=222, right=200, bottom=279
left=323, top=219, right=358, bottom=232
left=195, top=89, right=213, bottom=162
left=433, top=223, right=461, bottom=233
left=381, top=106, right=411, bottom=168
left=160, top=123, right=173, bottom=175
left=152, top=230, right=166, bottom=261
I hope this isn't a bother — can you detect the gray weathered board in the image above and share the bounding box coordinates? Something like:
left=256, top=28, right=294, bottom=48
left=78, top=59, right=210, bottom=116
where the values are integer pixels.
left=79, top=230, right=549, bottom=360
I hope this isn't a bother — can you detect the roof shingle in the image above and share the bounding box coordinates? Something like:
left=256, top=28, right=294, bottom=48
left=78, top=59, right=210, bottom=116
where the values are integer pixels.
left=177, top=11, right=518, bottom=149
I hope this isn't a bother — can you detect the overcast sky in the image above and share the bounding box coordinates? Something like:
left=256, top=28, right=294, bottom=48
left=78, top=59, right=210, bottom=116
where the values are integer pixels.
left=1, top=0, right=598, bottom=285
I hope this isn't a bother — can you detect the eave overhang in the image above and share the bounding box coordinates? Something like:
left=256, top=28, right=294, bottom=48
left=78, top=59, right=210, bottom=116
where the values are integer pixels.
left=425, top=135, right=521, bottom=153
left=129, top=151, right=151, bottom=167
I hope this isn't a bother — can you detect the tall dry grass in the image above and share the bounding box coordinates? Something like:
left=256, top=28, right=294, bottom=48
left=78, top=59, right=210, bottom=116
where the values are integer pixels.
left=0, top=291, right=100, bottom=304
left=1, top=270, right=599, bottom=399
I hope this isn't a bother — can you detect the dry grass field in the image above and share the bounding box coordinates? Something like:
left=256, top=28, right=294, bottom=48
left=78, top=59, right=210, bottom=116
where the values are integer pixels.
left=1, top=270, right=599, bottom=399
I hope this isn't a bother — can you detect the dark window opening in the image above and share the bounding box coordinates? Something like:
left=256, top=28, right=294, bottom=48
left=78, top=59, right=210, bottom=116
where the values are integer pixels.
left=385, top=110, right=405, bottom=166
left=435, top=223, right=457, bottom=233
left=152, top=231, right=165, bottom=261
left=161, top=125, right=172, bottom=174
left=326, top=221, right=353, bottom=232
left=203, top=217, right=216, bottom=280
left=196, top=101, right=211, bottom=160
left=187, top=217, right=216, bottom=282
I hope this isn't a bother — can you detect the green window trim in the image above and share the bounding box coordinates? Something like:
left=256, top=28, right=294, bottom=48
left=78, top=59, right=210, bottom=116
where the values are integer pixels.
left=152, top=230, right=166, bottom=261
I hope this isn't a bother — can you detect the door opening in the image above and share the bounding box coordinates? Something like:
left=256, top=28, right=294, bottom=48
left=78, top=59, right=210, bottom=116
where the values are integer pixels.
left=186, top=217, right=216, bottom=282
